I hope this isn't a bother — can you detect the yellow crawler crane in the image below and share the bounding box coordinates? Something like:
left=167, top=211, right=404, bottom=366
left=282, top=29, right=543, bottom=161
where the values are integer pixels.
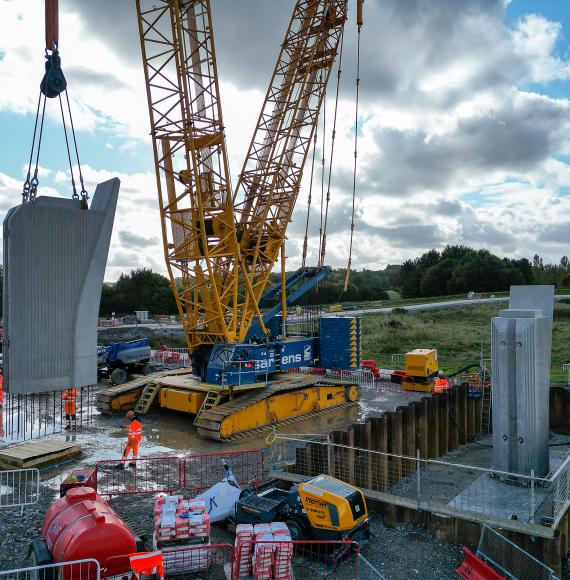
left=97, top=0, right=364, bottom=440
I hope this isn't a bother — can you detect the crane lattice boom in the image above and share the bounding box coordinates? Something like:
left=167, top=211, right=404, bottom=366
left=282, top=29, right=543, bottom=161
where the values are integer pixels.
left=137, top=0, right=348, bottom=351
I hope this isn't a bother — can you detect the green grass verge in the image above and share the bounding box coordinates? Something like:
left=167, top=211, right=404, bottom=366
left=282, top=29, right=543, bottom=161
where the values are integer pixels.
left=361, top=304, right=570, bottom=383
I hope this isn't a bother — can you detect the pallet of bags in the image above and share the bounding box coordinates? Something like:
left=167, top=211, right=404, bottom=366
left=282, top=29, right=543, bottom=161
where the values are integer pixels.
left=235, top=524, right=255, bottom=578
left=271, top=523, right=293, bottom=580
left=188, top=498, right=206, bottom=513
left=188, top=512, right=211, bottom=537
left=253, top=530, right=275, bottom=580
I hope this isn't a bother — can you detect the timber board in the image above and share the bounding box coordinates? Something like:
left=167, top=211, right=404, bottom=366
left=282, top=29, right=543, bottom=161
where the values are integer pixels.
left=0, top=439, right=81, bottom=469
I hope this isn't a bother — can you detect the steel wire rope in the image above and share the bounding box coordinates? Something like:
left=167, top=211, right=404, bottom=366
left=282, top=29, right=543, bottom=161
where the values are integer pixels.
left=64, top=91, right=89, bottom=204
left=343, top=16, right=362, bottom=292
left=301, top=121, right=319, bottom=269
left=318, top=27, right=345, bottom=268
left=28, top=94, right=48, bottom=203
left=58, top=92, right=79, bottom=200
left=318, top=89, right=327, bottom=263
left=22, top=93, right=44, bottom=203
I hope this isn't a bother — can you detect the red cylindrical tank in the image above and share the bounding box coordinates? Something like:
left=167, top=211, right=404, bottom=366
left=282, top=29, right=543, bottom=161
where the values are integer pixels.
left=41, top=486, right=136, bottom=576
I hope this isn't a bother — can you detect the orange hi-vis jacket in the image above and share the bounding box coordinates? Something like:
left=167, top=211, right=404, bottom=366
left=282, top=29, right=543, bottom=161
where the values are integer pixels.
left=62, top=388, right=77, bottom=414
left=129, top=551, right=164, bottom=579
left=434, top=377, right=449, bottom=393
left=128, top=419, right=142, bottom=443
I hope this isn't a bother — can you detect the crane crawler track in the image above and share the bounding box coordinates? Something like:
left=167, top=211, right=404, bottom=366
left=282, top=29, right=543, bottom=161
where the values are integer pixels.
left=194, top=375, right=360, bottom=441
left=95, top=369, right=191, bottom=414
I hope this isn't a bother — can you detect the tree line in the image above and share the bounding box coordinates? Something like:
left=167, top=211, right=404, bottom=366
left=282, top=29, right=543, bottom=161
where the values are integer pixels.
left=396, top=245, right=570, bottom=299
left=2, top=247, right=570, bottom=319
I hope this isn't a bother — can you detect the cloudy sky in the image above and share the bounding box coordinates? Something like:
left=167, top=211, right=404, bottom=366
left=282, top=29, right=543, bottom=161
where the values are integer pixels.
left=0, top=0, right=569, bottom=280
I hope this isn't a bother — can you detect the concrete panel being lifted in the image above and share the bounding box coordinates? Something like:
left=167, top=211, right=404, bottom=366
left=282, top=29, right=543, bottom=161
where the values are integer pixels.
left=3, top=178, right=120, bottom=393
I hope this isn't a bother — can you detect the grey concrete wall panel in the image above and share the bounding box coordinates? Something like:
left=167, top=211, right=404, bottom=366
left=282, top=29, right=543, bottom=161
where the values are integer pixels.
left=510, top=284, right=554, bottom=332
left=492, top=308, right=551, bottom=476
left=3, top=178, right=120, bottom=393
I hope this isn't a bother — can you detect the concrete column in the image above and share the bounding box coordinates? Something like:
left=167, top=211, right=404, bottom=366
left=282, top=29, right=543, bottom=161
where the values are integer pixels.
left=492, top=300, right=552, bottom=476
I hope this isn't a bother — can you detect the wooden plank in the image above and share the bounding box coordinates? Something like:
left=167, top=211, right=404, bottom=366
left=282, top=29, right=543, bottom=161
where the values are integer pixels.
left=0, top=439, right=81, bottom=469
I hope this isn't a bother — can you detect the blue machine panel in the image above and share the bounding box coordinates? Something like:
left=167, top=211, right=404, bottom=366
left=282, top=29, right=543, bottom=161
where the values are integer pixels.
left=205, top=338, right=316, bottom=386
left=280, top=338, right=315, bottom=370
left=319, top=316, right=361, bottom=370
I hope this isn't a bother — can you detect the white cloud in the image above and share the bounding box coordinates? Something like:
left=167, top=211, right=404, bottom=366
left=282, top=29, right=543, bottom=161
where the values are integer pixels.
left=1, top=0, right=570, bottom=279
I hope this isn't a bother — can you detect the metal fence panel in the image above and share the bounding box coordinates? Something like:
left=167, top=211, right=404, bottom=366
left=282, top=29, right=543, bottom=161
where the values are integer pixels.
left=183, top=450, right=264, bottom=493
left=477, top=525, right=556, bottom=580
left=150, top=348, right=190, bottom=368
left=356, top=555, right=386, bottom=580
left=96, top=456, right=181, bottom=497
left=270, top=435, right=569, bottom=533
left=162, top=543, right=233, bottom=579
left=0, top=558, right=100, bottom=580
left=103, top=544, right=233, bottom=580
left=236, top=540, right=359, bottom=580
left=0, top=468, right=40, bottom=513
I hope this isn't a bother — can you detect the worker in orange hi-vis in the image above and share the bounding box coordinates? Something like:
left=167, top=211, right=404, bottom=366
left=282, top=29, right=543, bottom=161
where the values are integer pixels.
left=122, top=410, right=142, bottom=467
left=434, top=372, right=450, bottom=394
left=129, top=550, right=164, bottom=580
left=0, top=369, right=4, bottom=408
left=62, top=388, right=77, bottom=430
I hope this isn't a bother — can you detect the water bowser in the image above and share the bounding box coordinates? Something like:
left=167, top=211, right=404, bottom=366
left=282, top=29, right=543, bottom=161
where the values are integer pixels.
left=30, top=486, right=138, bottom=578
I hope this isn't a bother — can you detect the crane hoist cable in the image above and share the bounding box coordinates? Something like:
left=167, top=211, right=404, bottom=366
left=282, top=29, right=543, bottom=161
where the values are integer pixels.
left=318, top=89, right=327, bottom=263
left=344, top=3, right=363, bottom=292
left=318, top=27, right=345, bottom=268
left=22, top=0, right=88, bottom=207
left=301, top=128, right=318, bottom=269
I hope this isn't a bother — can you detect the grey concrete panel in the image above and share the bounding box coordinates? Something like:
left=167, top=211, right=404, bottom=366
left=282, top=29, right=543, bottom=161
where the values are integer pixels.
left=510, top=284, right=554, bottom=330
left=3, top=178, right=119, bottom=393
left=492, top=296, right=552, bottom=476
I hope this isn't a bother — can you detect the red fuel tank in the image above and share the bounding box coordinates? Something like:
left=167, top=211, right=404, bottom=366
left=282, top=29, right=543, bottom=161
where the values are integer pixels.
left=41, top=486, right=136, bottom=575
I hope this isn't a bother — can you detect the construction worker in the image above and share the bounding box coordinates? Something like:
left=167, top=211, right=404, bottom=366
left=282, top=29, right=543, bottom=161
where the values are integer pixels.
left=434, top=371, right=450, bottom=394
left=129, top=550, right=164, bottom=580
left=122, top=410, right=142, bottom=467
left=62, top=387, right=77, bottom=430
left=0, top=369, right=4, bottom=408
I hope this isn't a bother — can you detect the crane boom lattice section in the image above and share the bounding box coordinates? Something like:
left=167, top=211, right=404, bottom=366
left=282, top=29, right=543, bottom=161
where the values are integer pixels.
left=136, top=0, right=239, bottom=349
left=233, top=0, right=348, bottom=341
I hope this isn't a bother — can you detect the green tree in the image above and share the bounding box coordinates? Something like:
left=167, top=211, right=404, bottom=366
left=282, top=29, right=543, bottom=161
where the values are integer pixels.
left=101, top=268, right=177, bottom=316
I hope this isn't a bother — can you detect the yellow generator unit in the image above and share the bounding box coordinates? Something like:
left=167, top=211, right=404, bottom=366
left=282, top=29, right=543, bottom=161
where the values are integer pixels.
left=299, top=475, right=369, bottom=540
left=403, top=348, right=439, bottom=392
